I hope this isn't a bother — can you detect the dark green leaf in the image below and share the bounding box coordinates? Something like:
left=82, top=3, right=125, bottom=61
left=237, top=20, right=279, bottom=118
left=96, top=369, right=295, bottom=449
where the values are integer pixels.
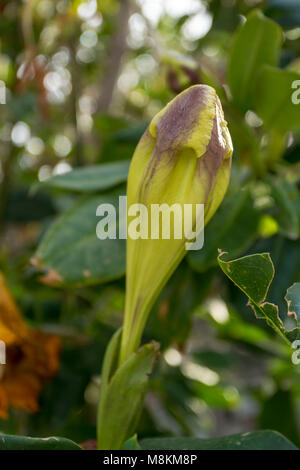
left=218, top=252, right=274, bottom=304
left=286, top=283, right=300, bottom=325
left=123, top=435, right=142, bottom=450
left=259, top=389, right=300, bottom=447
left=6, top=189, right=56, bottom=222
left=265, top=0, right=300, bottom=29
left=34, top=192, right=126, bottom=287
left=0, top=434, right=81, bottom=450
left=267, top=176, right=299, bottom=240
left=188, top=188, right=259, bottom=272
left=147, top=263, right=214, bottom=350
left=141, top=430, right=297, bottom=450
left=218, top=252, right=300, bottom=344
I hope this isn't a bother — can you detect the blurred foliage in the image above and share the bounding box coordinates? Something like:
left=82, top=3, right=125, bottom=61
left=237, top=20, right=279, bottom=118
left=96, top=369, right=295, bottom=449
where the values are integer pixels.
left=0, top=0, right=300, bottom=448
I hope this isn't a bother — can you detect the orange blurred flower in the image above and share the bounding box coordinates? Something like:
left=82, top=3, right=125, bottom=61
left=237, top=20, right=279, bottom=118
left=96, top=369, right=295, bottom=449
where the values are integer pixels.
left=0, top=273, right=60, bottom=419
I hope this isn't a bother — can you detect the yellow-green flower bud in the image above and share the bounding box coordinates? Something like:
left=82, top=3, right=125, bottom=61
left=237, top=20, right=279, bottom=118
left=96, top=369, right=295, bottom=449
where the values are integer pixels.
left=120, top=85, right=233, bottom=363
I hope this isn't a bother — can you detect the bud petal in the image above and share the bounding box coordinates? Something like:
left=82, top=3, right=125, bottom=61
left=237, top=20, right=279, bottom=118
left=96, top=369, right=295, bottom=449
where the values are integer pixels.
left=120, top=85, right=232, bottom=363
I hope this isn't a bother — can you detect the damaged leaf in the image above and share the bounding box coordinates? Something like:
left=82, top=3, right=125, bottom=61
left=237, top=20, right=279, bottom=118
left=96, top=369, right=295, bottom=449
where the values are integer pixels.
left=218, top=251, right=300, bottom=344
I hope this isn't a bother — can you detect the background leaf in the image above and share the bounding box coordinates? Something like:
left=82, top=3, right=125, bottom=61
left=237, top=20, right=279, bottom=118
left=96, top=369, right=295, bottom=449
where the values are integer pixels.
left=38, top=161, right=130, bottom=193
left=123, top=435, right=142, bottom=450
left=267, top=176, right=299, bottom=240
left=228, top=10, right=281, bottom=110
left=254, top=66, right=300, bottom=133
left=0, top=434, right=81, bottom=450
left=188, top=187, right=259, bottom=272
left=141, top=430, right=297, bottom=450
left=286, top=283, right=300, bottom=324
left=265, top=0, right=300, bottom=29
left=34, top=192, right=126, bottom=287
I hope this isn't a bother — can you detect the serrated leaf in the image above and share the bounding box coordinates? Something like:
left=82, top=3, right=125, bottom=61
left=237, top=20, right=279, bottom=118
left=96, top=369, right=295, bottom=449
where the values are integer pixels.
left=188, top=188, right=259, bottom=272
left=141, top=430, right=297, bottom=450
left=33, top=192, right=126, bottom=287
left=38, top=161, right=130, bottom=193
left=228, top=10, right=282, bottom=110
left=0, top=434, right=81, bottom=450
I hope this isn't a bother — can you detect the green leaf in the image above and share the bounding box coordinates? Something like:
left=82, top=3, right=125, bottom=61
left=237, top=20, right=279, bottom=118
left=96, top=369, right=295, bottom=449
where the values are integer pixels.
left=265, top=1, right=300, bottom=29
left=141, top=430, right=297, bottom=450
left=38, top=161, right=130, bottom=193
left=228, top=10, right=282, bottom=110
left=148, top=264, right=214, bottom=349
left=188, top=188, right=259, bottom=272
left=285, top=283, right=300, bottom=325
left=218, top=252, right=300, bottom=344
left=97, top=331, right=159, bottom=450
left=267, top=176, right=299, bottom=240
left=114, top=124, right=148, bottom=143
left=123, top=435, right=142, bottom=450
left=259, top=389, right=300, bottom=447
left=254, top=66, right=300, bottom=133
left=33, top=192, right=126, bottom=287
left=219, top=252, right=274, bottom=304
left=0, top=434, right=81, bottom=450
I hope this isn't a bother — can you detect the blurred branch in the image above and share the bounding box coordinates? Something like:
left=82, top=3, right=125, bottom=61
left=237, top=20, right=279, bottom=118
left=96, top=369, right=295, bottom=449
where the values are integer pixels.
left=96, top=0, right=131, bottom=113
left=0, top=145, right=18, bottom=236
left=22, top=0, right=38, bottom=49
left=70, top=42, right=84, bottom=166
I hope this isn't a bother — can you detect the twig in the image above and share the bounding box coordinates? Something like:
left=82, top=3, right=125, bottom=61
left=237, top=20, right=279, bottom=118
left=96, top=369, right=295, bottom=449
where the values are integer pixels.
left=96, top=0, right=131, bottom=113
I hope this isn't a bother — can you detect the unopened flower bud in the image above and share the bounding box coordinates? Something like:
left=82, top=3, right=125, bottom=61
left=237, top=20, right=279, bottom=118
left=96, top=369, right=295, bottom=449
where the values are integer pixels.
left=120, top=85, right=233, bottom=363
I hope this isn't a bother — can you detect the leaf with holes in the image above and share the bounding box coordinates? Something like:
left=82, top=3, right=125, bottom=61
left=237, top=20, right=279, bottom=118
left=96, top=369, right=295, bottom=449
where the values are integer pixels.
left=218, top=252, right=300, bottom=344
left=285, top=283, right=300, bottom=325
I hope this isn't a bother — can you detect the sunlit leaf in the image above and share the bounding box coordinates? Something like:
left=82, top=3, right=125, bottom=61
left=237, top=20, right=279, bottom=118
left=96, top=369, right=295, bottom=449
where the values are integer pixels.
left=38, top=161, right=130, bottom=193
left=254, top=66, right=300, bottom=133
left=228, top=10, right=282, bottom=110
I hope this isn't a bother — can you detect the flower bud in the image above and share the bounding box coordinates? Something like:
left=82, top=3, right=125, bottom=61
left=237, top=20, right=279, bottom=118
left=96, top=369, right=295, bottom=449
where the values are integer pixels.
left=120, top=85, right=233, bottom=363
